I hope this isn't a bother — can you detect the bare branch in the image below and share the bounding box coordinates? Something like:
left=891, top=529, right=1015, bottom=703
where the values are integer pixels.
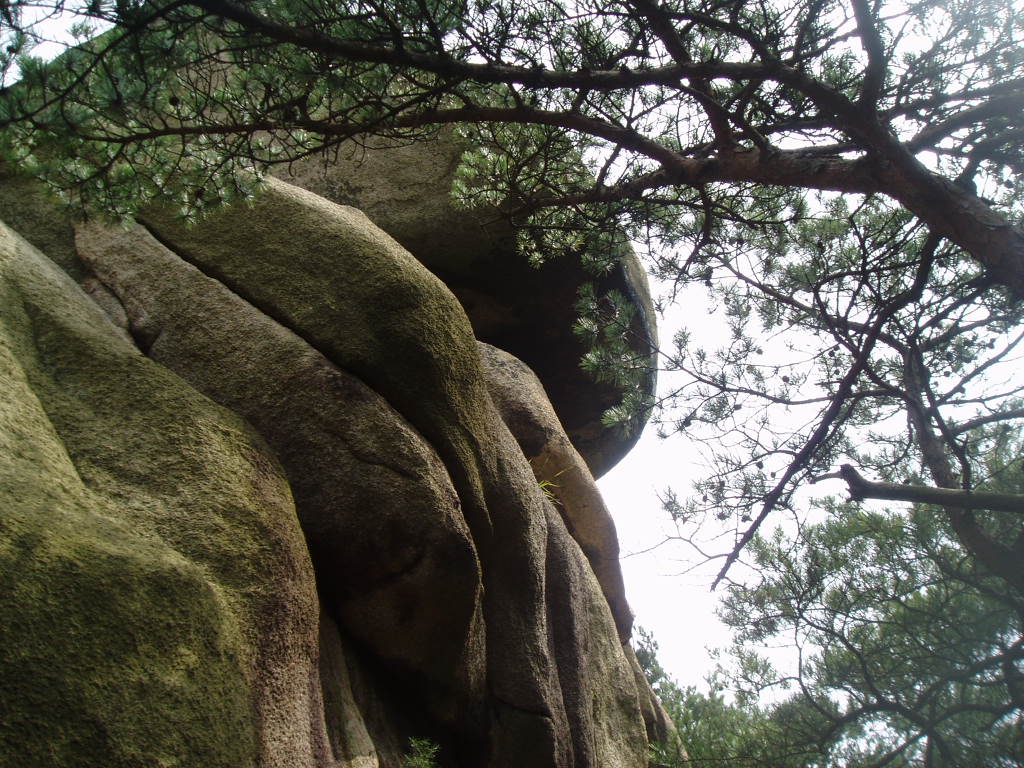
left=851, top=0, right=887, bottom=109
left=951, top=408, right=1024, bottom=436
left=908, top=92, right=1024, bottom=152
left=818, top=464, right=1024, bottom=513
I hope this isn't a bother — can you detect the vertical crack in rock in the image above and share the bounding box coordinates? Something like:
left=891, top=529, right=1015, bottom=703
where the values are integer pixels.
left=479, top=342, right=634, bottom=642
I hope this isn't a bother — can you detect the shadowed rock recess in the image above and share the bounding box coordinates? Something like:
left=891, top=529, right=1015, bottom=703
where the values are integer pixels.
left=1, top=164, right=665, bottom=767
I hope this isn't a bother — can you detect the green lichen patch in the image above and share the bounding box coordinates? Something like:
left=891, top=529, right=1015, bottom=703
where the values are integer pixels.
left=1, top=220, right=317, bottom=767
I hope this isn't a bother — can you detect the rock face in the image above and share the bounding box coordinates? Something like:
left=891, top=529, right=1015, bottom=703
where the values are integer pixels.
left=0, top=220, right=326, bottom=767
left=277, top=134, right=658, bottom=479
left=478, top=342, right=633, bottom=643
left=1, top=169, right=661, bottom=767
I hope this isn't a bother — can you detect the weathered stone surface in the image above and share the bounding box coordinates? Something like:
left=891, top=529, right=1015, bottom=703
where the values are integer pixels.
left=542, top=505, right=649, bottom=768
left=480, top=341, right=633, bottom=641
left=278, top=135, right=658, bottom=478
left=75, top=217, right=487, bottom=731
left=0, top=166, right=84, bottom=279
left=2, top=169, right=663, bottom=768
left=625, top=646, right=680, bottom=749
left=319, top=610, right=408, bottom=768
left=0, top=219, right=326, bottom=767
left=135, top=178, right=650, bottom=767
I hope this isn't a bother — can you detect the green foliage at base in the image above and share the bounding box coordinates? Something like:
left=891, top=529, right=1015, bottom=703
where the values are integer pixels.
left=636, top=629, right=823, bottom=768
left=401, top=738, right=441, bottom=768
left=636, top=431, right=1024, bottom=766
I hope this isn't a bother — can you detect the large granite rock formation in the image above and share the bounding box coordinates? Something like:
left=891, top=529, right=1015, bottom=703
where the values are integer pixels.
left=1, top=168, right=665, bottom=767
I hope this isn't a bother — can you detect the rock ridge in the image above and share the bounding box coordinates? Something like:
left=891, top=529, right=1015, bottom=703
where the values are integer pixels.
left=1, top=168, right=663, bottom=768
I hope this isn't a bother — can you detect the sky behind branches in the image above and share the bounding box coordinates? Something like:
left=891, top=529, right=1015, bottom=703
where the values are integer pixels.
left=599, top=281, right=850, bottom=689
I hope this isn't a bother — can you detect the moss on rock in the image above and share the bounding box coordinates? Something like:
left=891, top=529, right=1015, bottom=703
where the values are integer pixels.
left=0, top=220, right=322, bottom=767
left=140, top=178, right=497, bottom=542
left=137, top=180, right=650, bottom=768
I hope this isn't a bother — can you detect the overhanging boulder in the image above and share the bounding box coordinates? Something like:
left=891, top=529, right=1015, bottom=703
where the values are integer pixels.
left=277, top=134, right=658, bottom=478
left=68, top=177, right=650, bottom=767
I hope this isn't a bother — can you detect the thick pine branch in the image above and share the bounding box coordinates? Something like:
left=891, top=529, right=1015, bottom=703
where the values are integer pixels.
left=824, top=464, right=1024, bottom=513
left=8, top=0, right=1024, bottom=297
left=185, top=0, right=767, bottom=89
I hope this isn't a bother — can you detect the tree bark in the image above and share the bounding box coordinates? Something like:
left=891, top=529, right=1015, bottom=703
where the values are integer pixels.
left=834, top=464, right=1024, bottom=514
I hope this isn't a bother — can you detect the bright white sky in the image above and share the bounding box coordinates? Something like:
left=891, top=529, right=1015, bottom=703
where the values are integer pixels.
left=600, top=425, right=735, bottom=689
left=597, top=285, right=739, bottom=688
left=598, top=284, right=850, bottom=689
